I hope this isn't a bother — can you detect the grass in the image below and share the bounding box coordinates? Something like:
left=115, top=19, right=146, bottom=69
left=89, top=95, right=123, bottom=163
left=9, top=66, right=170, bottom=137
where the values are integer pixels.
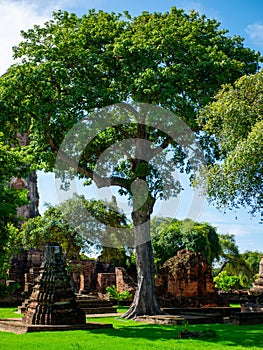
left=0, top=307, right=263, bottom=349
left=115, top=305, right=129, bottom=313
left=0, top=307, right=22, bottom=318
left=230, top=303, right=241, bottom=308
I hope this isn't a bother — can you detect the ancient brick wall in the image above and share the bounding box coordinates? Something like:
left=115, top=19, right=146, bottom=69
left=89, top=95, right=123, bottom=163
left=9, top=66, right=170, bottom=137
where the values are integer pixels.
left=155, top=250, right=215, bottom=298
left=7, top=249, right=43, bottom=293
left=70, top=260, right=97, bottom=294
left=115, top=267, right=136, bottom=295
left=97, top=273, right=116, bottom=293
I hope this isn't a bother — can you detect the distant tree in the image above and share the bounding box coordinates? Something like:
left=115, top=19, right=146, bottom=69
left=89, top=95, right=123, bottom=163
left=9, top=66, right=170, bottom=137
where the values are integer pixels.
left=213, top=232, right=262, bottom=288
left=19, top=195, right=128, bottom=260
left=242, top=251, right=262, bottom=280
left=222, top=250, right=263, bottom=289
left=98, top=247, right=127, bottom=268
left=213, top=233, right=240, bottom=276
left=214, top=271, right=240, bottom=291
left=19, top=206, right=82, bottom=260
left=151, top=217, right=221, bottom=269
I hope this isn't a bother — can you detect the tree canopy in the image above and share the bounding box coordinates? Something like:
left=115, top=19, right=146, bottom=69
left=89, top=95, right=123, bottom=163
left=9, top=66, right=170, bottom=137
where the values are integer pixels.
left=218, top=250, right=263, bottom=289
left=0, top=7, right=261, bottom=318
left=151, top=217, right=221, bottom=268
left=0, top=9, right=260, bottom=156
left=198, top=70, right=263, bottom=219
left=19, top=195, right=128, bottom=260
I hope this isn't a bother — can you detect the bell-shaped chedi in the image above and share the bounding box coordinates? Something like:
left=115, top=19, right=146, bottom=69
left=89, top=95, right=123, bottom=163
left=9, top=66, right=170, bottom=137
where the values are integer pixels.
left=250, top=256, right=263, bottom=294
left=22, top=243, right=85, bottom=325
left=241, top=256, right=263, bottom=312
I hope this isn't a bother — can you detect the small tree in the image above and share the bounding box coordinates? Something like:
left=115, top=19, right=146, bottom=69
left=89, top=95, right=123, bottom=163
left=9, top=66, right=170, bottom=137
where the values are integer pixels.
left=214, top=271, right=240, bottom=291
left=106, top=285, right=132, bottom=305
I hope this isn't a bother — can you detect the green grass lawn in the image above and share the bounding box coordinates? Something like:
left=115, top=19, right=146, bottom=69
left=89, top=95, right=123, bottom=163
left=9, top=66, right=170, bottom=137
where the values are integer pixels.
left=229, top=304, right=241, bottom=308
left=0, top=307, right=262, bottom=350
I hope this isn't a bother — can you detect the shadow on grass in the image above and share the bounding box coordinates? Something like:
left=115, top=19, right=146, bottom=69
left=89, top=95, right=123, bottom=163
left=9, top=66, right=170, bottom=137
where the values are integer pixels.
left=88, top=321, right=263, bottom=348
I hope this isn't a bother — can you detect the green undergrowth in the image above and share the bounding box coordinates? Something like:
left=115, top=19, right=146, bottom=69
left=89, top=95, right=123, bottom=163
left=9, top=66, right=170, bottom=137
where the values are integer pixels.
left=0, top=308, right=262, bottom=350
left=230, top=303, right=241, bottom=308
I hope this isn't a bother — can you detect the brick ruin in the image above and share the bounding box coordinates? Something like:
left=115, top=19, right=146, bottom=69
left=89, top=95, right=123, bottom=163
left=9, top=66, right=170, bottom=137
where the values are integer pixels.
left=5, top=248, right=225, bottom=308
left=155, top=250, right=226, bottom=307
left=7, top=249, right=44, bottom=295
left=7, top=249, right=136, bottom=298
left=10, top=171, right=39, bottom=220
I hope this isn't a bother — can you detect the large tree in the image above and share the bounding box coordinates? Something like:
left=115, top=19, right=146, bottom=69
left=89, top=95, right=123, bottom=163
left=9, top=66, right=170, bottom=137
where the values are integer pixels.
left=0, top=8, right=261, bottom=318
left=198, top=70, right=263, bottom=220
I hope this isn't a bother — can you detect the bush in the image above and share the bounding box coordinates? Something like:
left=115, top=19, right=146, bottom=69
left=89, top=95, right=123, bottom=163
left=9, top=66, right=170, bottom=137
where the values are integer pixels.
left=214, top=271, right=240, bottom=291
left=106, top=285, right=132, bottom=305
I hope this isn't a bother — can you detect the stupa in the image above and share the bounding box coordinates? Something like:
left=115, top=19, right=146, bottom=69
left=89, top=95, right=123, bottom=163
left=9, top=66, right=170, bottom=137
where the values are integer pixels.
left=0, top=243, right=112, bottom=333
left=241, top=256, right=263, bottom=312
left=22, top=243, right=85, bottom=325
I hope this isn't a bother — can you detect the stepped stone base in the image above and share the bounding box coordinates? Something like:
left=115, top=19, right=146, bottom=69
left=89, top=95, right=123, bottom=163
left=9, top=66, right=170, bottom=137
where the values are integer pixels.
left=136, top=312, right=223, bottom=325
left=17, top=294, right=119, bottom=316
left=82, top=307, right=117, bottom=315
left=0, top=318, right=112, bottom=334
left=17, top=299, right=30, bottom=314
left=227, top=312, right=263, bottom=325
left=162, top=306, right=240, bottom=317
left=76, top=295, right=117, bottom=314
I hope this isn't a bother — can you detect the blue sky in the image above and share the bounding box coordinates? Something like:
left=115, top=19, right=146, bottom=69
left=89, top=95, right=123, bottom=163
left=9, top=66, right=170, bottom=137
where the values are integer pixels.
left=1, top=0, right=263, bottom=252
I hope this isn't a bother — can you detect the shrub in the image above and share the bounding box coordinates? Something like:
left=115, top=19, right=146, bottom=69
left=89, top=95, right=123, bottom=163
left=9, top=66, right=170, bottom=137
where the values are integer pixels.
left=106, top=285, right=132, bottom=305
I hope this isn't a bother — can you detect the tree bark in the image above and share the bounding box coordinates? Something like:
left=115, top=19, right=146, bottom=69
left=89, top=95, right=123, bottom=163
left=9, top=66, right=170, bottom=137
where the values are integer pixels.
left=122, top=197, right=163, bottom=319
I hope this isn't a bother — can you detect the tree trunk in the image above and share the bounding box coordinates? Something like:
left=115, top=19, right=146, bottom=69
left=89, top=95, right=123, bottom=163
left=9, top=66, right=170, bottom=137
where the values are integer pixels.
left=122, top=198, right=163, bottom=319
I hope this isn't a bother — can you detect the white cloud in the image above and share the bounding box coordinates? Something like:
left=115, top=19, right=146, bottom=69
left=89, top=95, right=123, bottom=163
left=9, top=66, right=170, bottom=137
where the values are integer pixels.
left=0, top=0, right=108, bottom=75
left=246, top=22, right=263, bottom=49
left=0, top=0, right=57, bottom=75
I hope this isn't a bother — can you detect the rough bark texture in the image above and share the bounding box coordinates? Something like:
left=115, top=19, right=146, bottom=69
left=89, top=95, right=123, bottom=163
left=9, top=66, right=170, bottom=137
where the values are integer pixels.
left=123, top=199, right=163, bottom=319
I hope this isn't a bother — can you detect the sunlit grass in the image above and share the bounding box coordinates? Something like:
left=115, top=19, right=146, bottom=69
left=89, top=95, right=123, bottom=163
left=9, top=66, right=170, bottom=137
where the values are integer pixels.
left=0, top=307, right=262, bottom=350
